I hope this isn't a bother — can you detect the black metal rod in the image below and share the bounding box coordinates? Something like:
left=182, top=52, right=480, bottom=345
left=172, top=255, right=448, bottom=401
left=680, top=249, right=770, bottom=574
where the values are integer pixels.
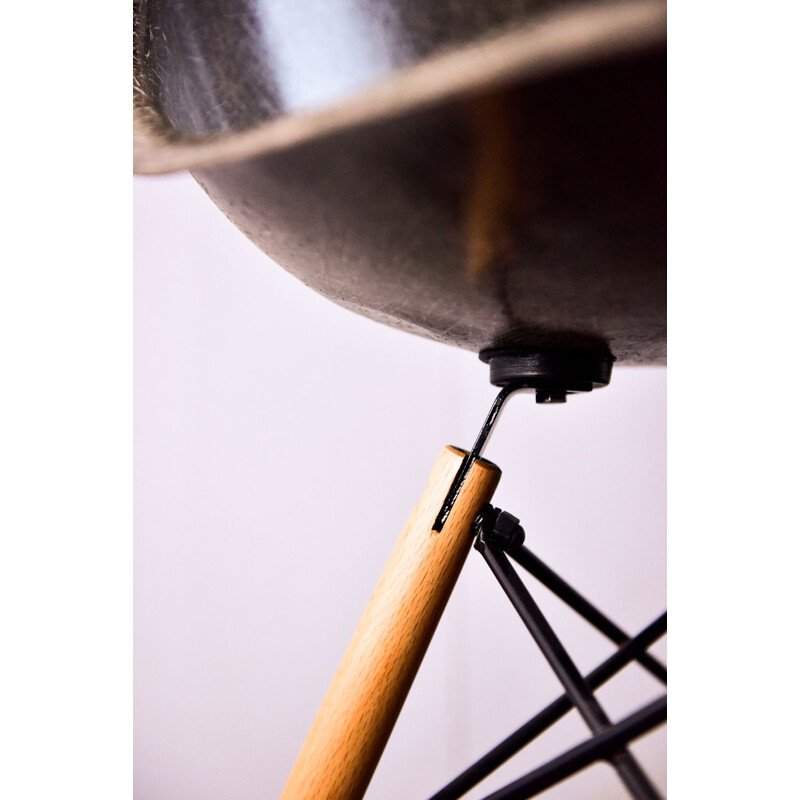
left=509, top=547, right=667, bottom=685
left=477, top=539, right=661, bottom=800
left=433, top=381, right=529, bottom=532
left=428, top=612, right=666, bottom=800
left=480, top=696, right=667, bottom=800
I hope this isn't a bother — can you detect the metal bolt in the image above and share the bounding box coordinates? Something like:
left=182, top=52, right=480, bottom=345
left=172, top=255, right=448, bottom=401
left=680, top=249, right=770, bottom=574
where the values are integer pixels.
left=473, top=504, right=526, bottom=550
left=536, top=388, right=567, bottom=404
left=492, top=509, right=526, bottom=550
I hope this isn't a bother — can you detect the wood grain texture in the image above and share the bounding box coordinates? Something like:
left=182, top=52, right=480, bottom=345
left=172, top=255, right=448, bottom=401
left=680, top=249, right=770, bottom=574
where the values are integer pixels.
left=279, top=446, right=501, bottom=800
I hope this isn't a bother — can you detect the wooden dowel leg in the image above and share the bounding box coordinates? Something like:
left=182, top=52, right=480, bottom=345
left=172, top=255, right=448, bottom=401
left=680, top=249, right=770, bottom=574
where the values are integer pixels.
left=279, top=446, right=502, bottom=800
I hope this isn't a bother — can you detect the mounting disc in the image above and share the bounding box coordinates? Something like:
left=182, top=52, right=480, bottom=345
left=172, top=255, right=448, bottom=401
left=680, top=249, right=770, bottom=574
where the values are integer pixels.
left=479, top=350, right=614, bottom=403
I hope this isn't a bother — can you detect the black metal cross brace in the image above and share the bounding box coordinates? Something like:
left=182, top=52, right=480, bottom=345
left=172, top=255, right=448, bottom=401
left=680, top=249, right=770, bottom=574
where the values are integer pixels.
left=428, top=510, right=667, bottom=800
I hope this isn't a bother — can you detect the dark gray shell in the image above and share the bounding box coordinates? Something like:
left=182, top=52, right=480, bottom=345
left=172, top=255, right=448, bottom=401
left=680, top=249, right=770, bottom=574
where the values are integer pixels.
left=134, top=0, right=666, bottom=363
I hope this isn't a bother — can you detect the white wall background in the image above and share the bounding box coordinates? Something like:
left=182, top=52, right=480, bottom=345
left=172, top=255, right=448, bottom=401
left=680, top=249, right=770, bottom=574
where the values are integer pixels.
left=134, top=174, right=666, bottom=799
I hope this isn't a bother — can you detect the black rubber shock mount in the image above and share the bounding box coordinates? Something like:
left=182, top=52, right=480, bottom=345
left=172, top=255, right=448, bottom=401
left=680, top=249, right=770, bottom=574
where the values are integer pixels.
left=479, top=349, right=614, bottom=403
